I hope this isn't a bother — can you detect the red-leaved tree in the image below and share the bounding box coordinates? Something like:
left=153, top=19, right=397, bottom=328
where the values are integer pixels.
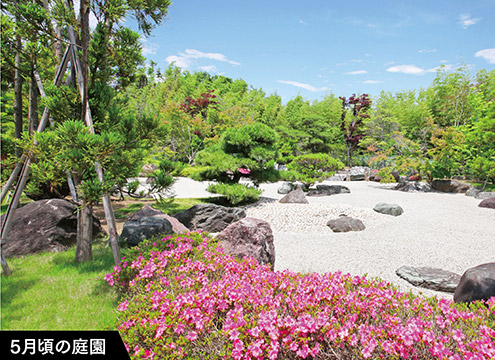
left=340, top=93, right=371, bottom=166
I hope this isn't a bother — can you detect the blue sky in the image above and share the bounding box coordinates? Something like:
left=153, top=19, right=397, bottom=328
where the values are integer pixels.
left=133, top=0, right=495, bottom=102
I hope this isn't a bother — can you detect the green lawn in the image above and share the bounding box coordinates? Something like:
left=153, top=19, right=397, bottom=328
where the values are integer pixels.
left=0, top=197, right=212, bottom=330
left=1, top=241, right=120, bottom=330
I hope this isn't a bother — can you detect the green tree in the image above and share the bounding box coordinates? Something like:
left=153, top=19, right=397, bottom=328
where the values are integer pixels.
left=194, top=123, right=279, bottom=204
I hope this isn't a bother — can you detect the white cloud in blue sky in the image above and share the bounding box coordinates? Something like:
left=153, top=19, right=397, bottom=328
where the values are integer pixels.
left=458, top=14, right=481, bottom=29
left=277, top=80, right=329, bottom=92
left=165, top=49, right=240, bottom=69
left=475, top=48, right=495, bottom=64
left=386, top=64, right=453, bottom=76
left=345, top=70, right=367, bottom=75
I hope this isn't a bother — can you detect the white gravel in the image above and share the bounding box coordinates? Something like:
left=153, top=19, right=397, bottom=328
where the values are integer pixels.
left=171, top=178, right=495, bottom=300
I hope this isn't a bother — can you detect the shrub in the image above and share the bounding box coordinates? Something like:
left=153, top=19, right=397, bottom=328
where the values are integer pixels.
left=287, top=153, right=344, bottom=187
left=106, top=233, right=495, bottom=360
left=377, top=167, right=396, bottom=183
left=206, top=183, right=263, bottom=206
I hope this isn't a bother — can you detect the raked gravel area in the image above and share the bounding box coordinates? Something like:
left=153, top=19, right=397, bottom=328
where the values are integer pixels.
left=170, top=177, right=495, bottom=300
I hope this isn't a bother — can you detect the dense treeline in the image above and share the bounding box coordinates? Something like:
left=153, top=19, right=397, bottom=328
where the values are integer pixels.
left=119, top=64, right=495, bottom=187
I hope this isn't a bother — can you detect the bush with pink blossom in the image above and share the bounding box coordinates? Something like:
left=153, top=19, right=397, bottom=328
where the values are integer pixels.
left=106, top=232, right=495, bottom=359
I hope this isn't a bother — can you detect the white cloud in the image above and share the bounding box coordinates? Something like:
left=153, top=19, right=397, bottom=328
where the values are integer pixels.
left=345, top=70, right=367, bottom=75
left=198, top=65, right=217, bottom=73
left=475, top=48, right=495, bottom=64
left=165, top=48, right=240, bottom=69
left=387, top=64, right=427, bottom=75
left=458, top=14, right=481, bottom=29
left=386, top=64, right=452, bottom=75
left=418, top=49, right=437, bottom=54
left=277, top=80, right=329, bottom=92
left=299, top=20, right=307, bottom=25
left=363, top=80, right=382, bottom=84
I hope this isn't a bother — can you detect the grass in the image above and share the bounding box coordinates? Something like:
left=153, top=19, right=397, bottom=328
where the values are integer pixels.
left=152, top=197, right=220, bottom=214
left=1, top=241, right=120, bottom=330
left=0, top=196, right=213, bottom=331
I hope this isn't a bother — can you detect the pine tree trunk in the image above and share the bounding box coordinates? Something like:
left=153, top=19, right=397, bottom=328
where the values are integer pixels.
left=14, top=20, right=23, bottom=158
left=75, top=201, right=93, bottom=262
left=28, top=72, right=39, bottom=134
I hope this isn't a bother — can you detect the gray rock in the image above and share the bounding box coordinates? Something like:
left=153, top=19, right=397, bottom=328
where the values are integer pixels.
left=279, top=188, right=309, bottom=204
left=277, top=182, right=294, bottom=194
left=217, top=217, right=275, bottom=270
left=129, top=204, right=190, bottom=234
left=327, top=174, right=347, bottom=181
left=395, top=181, right=432, bottom=193
left=478, top=197, right=495, bottom=209
left=373, top=202, right=404, bottom=216
left=465, top=187, right=481, bottom=197
left=307, top=185, right=351, bottom=196
left=431, top=179, right=472, bottom=193
left=121, top=216, right=173, bottom=247
left=349, top=166, right=369, bottom=181
left=326, top=215, right=365, bottom=232
left=1, top=199, right=105, bottom=258
left=396, top=266, right=461, bottom=293
left=172, top=204, right=245, bottom=232
left=128, top=204, right=164, bottom=220
left=454, top=263, right=495, bottom=303
left=476, top=191, right=495, bottom=200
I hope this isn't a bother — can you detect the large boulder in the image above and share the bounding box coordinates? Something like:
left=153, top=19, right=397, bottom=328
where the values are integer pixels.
left=129, top=204, right=189, bottom=233
left=326, top=215, right=365, bottom=232
left=478, top=197, right=495, bottom=209
left=120, top=216, right=173, bottom=247
left=396, top=266, right=461, bottom=293
left=431, top=179, right=472, bottom=193
left=373, top=202, right=404, bottom=216
left=395, top=181, right=432, bottom=193
left=216, top=217, right=275, bottom=270
left=172, top=204, right=245, bottom=233
left=1, top=199, right=105, bottom=258
left=279, top=188, right=309, bottom=204
left=477, top=192, right=495, bottom=200
left=349, top=166, right=369, bottom=181
left=454, top=263, right=495, bottom=303
left=307, top=185, right=350, bottom=197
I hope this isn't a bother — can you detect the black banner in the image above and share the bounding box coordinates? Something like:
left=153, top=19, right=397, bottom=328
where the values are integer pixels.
left=0, top=331, right=130, bottom=360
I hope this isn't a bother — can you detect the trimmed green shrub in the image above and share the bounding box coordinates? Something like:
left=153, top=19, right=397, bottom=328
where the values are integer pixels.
left=287, top=153, right=344, bottom=187
left=206, top=183, right=263, bottom=206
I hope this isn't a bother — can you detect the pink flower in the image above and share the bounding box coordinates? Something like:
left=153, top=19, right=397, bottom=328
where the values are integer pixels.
left=117, top=300, right=129, bottom=311
left=237, top=167, right=251, bottom=175
left=186, top=331, right=198, bottom=341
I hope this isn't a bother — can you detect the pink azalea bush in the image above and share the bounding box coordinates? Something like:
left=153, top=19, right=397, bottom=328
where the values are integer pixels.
left=106, top=232, right=495, bottom=359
